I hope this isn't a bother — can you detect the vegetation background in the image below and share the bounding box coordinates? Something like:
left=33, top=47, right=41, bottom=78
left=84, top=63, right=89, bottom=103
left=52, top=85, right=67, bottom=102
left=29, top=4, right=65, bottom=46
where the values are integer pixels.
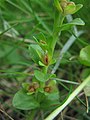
left=0, top=0, right=90, bottom=120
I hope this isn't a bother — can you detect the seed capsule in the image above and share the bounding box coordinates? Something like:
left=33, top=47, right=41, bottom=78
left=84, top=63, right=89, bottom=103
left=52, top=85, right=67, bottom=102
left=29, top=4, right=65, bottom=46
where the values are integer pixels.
left=44, top=86, right=52, bottom=93
left=28, top=82, right=39, bottom=93
left=28, top=87, right=35, bottom=92
left=60, top=0, right=76, bottom=15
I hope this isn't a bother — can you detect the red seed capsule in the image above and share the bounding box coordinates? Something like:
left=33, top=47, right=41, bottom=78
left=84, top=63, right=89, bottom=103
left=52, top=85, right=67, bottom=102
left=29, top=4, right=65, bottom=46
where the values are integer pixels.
left=44, top=54, right=49, bottom=65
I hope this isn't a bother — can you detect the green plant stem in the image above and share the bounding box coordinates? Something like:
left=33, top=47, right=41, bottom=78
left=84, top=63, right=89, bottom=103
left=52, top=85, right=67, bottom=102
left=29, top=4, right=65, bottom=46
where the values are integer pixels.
left=27, top=110, right=36, bottom=120
left=52, top=10, right=65, bottom=53
left=43, top=66, right=48, bottom=74
left=45, top=75, right=90, bottom=120
left=53, top=11, right=64, bottom=31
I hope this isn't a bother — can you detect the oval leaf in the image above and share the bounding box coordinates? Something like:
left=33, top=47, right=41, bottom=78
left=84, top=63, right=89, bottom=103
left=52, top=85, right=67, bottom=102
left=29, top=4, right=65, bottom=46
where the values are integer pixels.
left=34, top=70, right=45, bottom=82
left=34, top=70, right=56, bottom=82
left=64, top=2, right=76, bottom=15
left=13, top=90, right=39, bottom=110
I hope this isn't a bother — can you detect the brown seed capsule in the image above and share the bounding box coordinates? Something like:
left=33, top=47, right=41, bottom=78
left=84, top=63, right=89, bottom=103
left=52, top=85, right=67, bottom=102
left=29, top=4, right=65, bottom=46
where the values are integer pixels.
left=44, top=54, right=49, bottom=66
left=28, top=87, right=35, bottom=92
left=44, top=86, right=52, bottom=93
left=28, top=82, right=39, bottom=93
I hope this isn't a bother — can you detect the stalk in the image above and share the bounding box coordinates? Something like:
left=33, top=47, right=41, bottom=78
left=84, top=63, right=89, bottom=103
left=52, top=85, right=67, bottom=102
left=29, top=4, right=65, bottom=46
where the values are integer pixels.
left=27, top=110, right=36, bottom=120
left=45, top=75, right=90, bottom=120
left=51, top=10, right=65, bottom=54
left=43, top=66, right=48, bottom=74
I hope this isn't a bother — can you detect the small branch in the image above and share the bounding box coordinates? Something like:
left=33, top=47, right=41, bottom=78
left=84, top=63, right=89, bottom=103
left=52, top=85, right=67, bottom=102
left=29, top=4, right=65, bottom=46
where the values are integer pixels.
left=53, top=78, right=79, bottom=85
left=0, top=108, right=14, bottom=120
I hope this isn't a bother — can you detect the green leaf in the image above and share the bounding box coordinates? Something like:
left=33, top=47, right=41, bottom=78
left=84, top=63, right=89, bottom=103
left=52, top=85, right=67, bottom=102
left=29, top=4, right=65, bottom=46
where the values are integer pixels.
left=13, top=90, right=39, bottom=110
left=34, top=70, right=46, bottom=82
left=73, top=4, right=83, bottom=14
left=40, top=92, right=60, bottom=110
left=64, top=4, right=83, bottom=15
left=34, top=70, right=55, bottom=82
left=63, top=2, right=83, bottom=15
left=64, top=2, right=76, bottom=15
left=81, top=68, right=90, bottom=80
left=70, top=18, right=85, bottom=25
left=79, top=45, right=90, bottom=66
left=39, top=61, right=46, bottom=67
left=81, top=68, right=90, bottom=112
left=57, top=18, right=85, bottom=31
left=29, top=44, right=43, bottom=64
left=33, top=33, right=49, bottom=52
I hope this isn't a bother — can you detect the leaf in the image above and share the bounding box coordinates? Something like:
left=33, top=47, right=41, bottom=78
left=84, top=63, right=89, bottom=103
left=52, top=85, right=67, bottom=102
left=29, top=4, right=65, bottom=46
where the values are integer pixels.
left=34, top=70, right=45, bottom=82
left=34, top=70, right=56, bottom=82
left=13, top=90, right=39, bottom=110
left=79, top=45, right=90, bottom=66
left=57, top=18, right=85, bottom=31
left=64, top=2, right=76, bottom=15
left=29, top=44, right=43, bottom=64
left=64, top=4, right=83, bottom=15
left=35, top=91, right=60, bottom=110
left=70, top=18, right=85, bottom=25
left=73, top=4, right=83, bottom=14
left=33, top=33, right=49, bottom=52
left=81, top=68, right=90, bottom=80
left=40, top=92, right=60, bottom=110
left=39, top=61, right=46, bottom=67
